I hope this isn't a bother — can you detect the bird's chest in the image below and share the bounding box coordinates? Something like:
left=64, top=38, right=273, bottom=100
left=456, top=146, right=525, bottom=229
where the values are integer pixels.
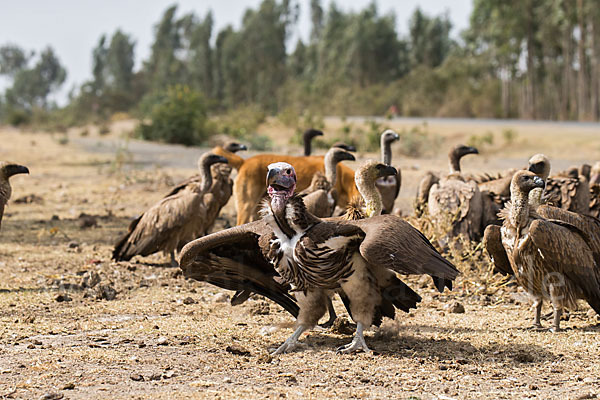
left=501, top=225, right=540, bottom=290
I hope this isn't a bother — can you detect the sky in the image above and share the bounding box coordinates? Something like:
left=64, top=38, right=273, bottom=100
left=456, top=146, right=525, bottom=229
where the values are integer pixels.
left=0, top=0, right=473, bottom=104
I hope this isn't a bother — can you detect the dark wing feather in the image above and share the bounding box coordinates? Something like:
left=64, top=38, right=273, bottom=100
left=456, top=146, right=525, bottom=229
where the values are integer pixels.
left=529, top=219, right=600, bottom=314
left=483, top=225, right=513, bottom=275
left=537, top=205, right=600, bottom=254
left=164, top=175, right=200, bottom=197
left=179, top=220, right=299, bottom=317
left=348, top=215, right=459, bottom=291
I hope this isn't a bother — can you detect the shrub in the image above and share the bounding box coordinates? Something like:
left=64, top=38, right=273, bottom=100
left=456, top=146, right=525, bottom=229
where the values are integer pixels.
left=136, top=85, right=210, bottom=146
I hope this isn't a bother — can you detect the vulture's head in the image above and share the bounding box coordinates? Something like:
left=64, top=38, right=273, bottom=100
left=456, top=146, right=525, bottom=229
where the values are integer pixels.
left=332, top=142, right=357, bottom=152
left=591, top=161, right=600, bottom=185
left=0, top=162, right=29, bottom=182
left=326, top=147, right=356, bottom=165
left=527, top=154, right=550, bottom=181
left=580, top=163, right=591, bottom=180
left=303, top=129, right=324, bottom=142
left=223, top=141, right=248, bottom=153
left=381, top=129, right=400, bottom=146
left=198, top=153, right=229, bottom=170
left=451, top=144, right=479, bottom=160
left=267, top=162, right=297, bottom=204
left=355, top=160, right=397, bottom=187
left=511, top=170, right=545, bottom=197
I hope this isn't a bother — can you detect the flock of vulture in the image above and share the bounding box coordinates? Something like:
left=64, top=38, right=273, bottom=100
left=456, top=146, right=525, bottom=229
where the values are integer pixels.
left=2, top=128, right=600, bottom=354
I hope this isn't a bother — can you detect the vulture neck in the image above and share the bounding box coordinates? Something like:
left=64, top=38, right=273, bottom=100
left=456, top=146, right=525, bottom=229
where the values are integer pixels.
left=509, top=191, right=531, bottom=231
left=448, top=152, right=462, bottom=174
left=323, top=151, right=337, bottom=186
left=381, top=138, right=392, bottom=165
left=213, top=146, right=244, bottom=170
left=356, top=176, right=382, bottom=218
left=528, top=187, right=543, bottom=210
left=269, top=196, right=316, bottom=239
left=199, top=162, right=214, bottom=192
left=304, top=136, right=312, bottom=156
left=270, top=195, right=297, bottom=238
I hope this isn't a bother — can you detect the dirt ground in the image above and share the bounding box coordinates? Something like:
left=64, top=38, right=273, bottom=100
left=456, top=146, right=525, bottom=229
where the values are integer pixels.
left=1, top=122, right=600, bottom=399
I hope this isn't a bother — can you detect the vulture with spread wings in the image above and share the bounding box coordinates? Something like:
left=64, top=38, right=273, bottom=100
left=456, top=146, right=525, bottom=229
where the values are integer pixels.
left=180, top=162, right=458, bottom=354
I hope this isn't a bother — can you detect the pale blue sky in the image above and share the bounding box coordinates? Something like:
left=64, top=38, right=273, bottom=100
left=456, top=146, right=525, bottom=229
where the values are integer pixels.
left=0, top=0, right=472, bottom=103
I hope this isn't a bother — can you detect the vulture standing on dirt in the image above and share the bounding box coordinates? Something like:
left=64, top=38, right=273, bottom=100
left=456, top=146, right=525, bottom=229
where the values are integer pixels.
left=179, top=162, right=458, bottom=354
left=375, top=130, right=401, bottom=214
left=484, top=170, right=600, bottom=331
left=528, top=154, right=590, bottom=215
left=427, top=145, right=483, bottom=244
left=299, top=147, right=355, bottom=218
left=112, top=153, right=228, bottom=266
left=0, top=162, right=29, bottom=231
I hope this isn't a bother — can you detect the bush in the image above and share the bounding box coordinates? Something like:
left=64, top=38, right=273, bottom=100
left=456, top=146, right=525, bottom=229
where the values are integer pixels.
left=5, top=107, right=31, bottom=126
left=136, top=85, right=210, bottom=146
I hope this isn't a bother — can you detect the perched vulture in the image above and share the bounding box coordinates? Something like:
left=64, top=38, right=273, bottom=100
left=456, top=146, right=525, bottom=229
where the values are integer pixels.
left=299, top=147, right=355, bottom=218
left=528, top=154, right=590, bottom=215
left=375, top=130, right=401, bottom=214
left=484, top=170, right=600, bottom=331
left=302, top=128, right=324, bottom=156
left=415, top=144, right=479, bottom=217
left=0, top=162, right=29, bottom=231
left=179, top=162, right=458, bottom=354
left=165, top=141, right=247, bottom=198
left=427, top=145, right=483, bottom=244
left=113, top=153, right=228, bottom=266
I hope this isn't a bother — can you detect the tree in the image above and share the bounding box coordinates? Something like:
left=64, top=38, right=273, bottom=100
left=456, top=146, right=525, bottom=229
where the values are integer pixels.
left=107, top=30, right=135, bottom=91
left=0, top=44, right=30, bottom=77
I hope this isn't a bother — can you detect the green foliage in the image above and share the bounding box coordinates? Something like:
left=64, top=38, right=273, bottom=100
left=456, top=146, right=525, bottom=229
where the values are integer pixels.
left=502, top=128, right=517, bottom=145
left=467, top=131, right=494, bottom=150
left=399, top=123, right=443, bottom=158
left=5, top=107, right=31, bottom=126
left=136, top=85, right=210, bottom=146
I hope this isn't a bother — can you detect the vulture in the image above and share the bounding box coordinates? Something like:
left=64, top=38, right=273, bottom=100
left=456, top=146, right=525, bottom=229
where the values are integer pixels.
left=165, top=141, right=247, bottom=198
left=483, top=170, right=600, bottom=331
left=589, top=162, right=600, bottom=218
left=375, top=130, right=401, bottom=214
left=179, top=162, right=458, bottom=354
left=299, top=147, right=355, bottom=218
left=528, top=154, right=590, bottom=215
left=0, top=162, right=29, bottom=231
left=303, top=129, right=324, bottom=156
left=113, top=153, right=228, bottom=266
left=415, top=144, right=479, bottom=217
left=427, top=145, right=483, bottom=244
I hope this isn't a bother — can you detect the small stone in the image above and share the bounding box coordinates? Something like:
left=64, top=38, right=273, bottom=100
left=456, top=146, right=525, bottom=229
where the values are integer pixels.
left=55, top=294, right=72, bottom=302
left=27, top=344, right=36, bottom=349
left=223, top=376, right=232, bottom=383
left=182, top=297, right=196, bottom=305
left=257, top=352, right=273, bottom=363
left=447, top=302, right=465, bottom=314
left=130, top=374, right=144, bottom=382
left=96, top=284, right=117, bottom=300
left=528, top=384, right=539, bottom=390
left=226, top=344, right=251, bottom=356
left=213, top=293, right=229, bottom=303
left=33, top=339, right=42, bottom=345
left=24, top=315, right=35, bottom=323
left=40, top=393, right=63, bottom=400
left=78, top=213, right=98, bottom=229
left=157, top=337, right=168, bottom=346
left=51, top=215, right=60, bottom=221
left=62, top=383, right=75, bottom=390
left=68, top=241, right=79, bottom=249
left=81, top=271, right=101, bottom=288
left=163, top=370, right=176, bottom=379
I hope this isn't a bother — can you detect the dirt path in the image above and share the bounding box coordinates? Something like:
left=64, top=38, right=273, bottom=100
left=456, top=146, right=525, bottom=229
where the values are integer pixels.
left=1, top=128, right=600, bottom=399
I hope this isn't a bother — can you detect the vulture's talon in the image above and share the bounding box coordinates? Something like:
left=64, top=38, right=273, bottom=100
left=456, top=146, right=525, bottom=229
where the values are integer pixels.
left=271, top=339, right=305, bottom=355
left=336, top=339, right=371, bottom=354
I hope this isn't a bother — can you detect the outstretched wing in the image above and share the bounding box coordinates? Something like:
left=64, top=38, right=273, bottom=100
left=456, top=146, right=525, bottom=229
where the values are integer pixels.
left=529, top=219, right=600, bottom=314
left=348, top=215, right=459, bottom=292
left=179, top=220, right=299, bottom=317
left=483, top=225, right=513, bottom=276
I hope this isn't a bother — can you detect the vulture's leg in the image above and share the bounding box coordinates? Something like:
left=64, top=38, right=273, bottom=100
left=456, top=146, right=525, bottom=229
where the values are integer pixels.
left=336, top=322, right=371, bottom=354
left=532, top=297, right=543, bottom=329
left=548, top=284, right=563, bottom=332
left=550, top=307, right=563, bottom=333
left=272, top=290, right=327, bottom=355
left=271, top=325, right=308, bottom=355
left=318, top=297, right=337, bottom=328
left=170, top=251, right=179, bottom=268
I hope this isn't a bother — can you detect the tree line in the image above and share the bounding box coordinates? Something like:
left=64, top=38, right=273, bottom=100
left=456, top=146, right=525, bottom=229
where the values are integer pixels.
left=0, top=0, right=599, bottom=129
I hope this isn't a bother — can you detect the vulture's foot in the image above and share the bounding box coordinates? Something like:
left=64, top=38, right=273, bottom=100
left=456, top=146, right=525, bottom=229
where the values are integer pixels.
left=336, top=322, right=371, bottom=354
left=531, top=323, right=544, bottom=331
left=271, top=325, right=307, bottom=355
left=542, top=310, right=570, bottom=321
left=169, top=252, right=179, bottom=268
left=548, top=326, right=563, bottom=333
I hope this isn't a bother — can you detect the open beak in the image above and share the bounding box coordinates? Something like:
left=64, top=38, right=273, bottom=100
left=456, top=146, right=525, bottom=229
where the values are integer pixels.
left=267, top=166, right=296, bottom=193
left=6, top=164, right=29, bottom=177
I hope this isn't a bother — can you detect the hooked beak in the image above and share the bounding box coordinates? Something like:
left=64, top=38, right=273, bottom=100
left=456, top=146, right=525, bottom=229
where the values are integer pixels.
left=528, top=163, right=544, bottom=175
left=237, top=144, right=248, bottom=151
left=6, top=164, right=29, bottom=177
left=533, top=176, right=545, bottom=189
left=340, top=152, right=356, bottom=162
left=466, top=146, right=479, bottom=155
left=266, top=166, right=296, bottom=194
left=377, top=164, right=397, bottom=178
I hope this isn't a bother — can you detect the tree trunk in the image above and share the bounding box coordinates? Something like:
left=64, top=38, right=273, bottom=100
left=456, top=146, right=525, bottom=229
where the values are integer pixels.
left=561, top=5, right=573, bottom=120
left=577, top=0, right=589, bottom=120
left=591, top=15, right=600, bottom=120
left=525, top=3, right=537, bottom=119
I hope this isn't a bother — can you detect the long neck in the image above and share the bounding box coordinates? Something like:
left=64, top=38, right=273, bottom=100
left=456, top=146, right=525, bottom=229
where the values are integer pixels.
left=304, top=136, right=312, bottom=156
left=270, top=196, right=296, bottom=238
left=212, top=146, right=244, bottom=170
left=528, top=187, right=543, bottom=210
left=356, top=176, right=382, bottom=217
left=199, top=162, right=213, bottom=192
left=449, top=152, right=461, bottom=174
left=510, top=190, right=530, bottom=230
left=381, top=139, right=392, bottom=165
left=324, top=152, right=337, bottom=186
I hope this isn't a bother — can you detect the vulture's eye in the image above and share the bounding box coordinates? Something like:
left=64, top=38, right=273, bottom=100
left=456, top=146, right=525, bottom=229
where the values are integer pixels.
left=286, top=169, right=291, bottom=175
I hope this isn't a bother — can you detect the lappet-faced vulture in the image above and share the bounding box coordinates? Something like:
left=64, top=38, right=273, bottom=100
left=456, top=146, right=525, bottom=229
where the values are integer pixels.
left=0, top=162, right=29, bottom=231
left=179, top=162, right=458, bottom=354
left=112, top=153, right=228, bottom=266
left=484, top=170, right=600, bottom=331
